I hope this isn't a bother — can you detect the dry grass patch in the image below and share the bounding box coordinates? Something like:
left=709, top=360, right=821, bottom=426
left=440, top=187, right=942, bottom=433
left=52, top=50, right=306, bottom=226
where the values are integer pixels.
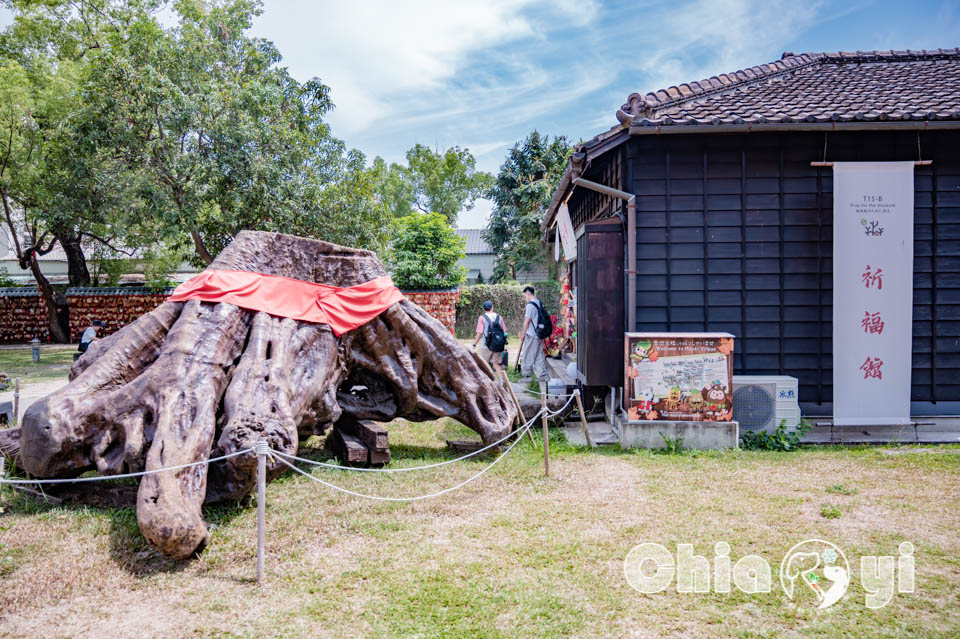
left=0, top=421, right=958, bottom=638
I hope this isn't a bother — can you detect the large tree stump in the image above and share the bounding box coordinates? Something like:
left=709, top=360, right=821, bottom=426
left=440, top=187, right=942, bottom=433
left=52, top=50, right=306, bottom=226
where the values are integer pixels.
left=12, top=232, right=517, bottom=559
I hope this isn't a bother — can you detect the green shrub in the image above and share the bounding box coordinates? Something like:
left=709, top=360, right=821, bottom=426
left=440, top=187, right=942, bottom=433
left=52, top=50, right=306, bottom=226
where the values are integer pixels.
left=455, top=280, right=561, bottom=338
left=820, top=504, right=842, bottom=519
left=656, top=432, right=685, bottom=455
left=826, top=483, right=857, bottom=496
left=388, top=212, right=466, bottom=290
left=741, top=419, right=812, bottom=451
left=0, top=266, right=14, bottom=287
left=143, top=247, right=185, bottom=291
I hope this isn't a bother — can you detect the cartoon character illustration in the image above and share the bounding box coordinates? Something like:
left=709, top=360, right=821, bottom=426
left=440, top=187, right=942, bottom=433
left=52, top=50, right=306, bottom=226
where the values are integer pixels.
left=657, top=385, right=683, bottom=411
left=702, top=382, right=730, bottom=413
left=630, top=339, right=658, bottom=363
left=634, top=387, right=655, bottom=413
left=686, top=389, right=704, bottom=412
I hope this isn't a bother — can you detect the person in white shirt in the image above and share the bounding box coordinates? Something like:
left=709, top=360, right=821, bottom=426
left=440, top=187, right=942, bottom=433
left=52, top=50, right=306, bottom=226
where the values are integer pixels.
left=519, top=286, right=549, bottom=383
left=79, top=320, right=104, bottom=353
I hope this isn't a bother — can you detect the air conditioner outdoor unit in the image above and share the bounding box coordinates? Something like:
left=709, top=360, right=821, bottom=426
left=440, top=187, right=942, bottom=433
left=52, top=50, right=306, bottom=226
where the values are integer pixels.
left=732, top=375, right=800, bottom=434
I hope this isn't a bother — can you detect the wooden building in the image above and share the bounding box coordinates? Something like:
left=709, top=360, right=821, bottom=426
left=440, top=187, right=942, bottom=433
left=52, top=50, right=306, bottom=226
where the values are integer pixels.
left=543, top=50, right=960, bottom=419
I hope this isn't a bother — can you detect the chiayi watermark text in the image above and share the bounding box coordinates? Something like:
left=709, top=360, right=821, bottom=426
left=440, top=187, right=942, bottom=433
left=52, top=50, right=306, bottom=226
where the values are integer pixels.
left=623, top=539, right=914, bottom=610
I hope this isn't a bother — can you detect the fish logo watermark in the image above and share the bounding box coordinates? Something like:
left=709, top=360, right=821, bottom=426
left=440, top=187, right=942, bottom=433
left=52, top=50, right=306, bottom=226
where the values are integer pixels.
left=623, top=539, right=914, bottom=610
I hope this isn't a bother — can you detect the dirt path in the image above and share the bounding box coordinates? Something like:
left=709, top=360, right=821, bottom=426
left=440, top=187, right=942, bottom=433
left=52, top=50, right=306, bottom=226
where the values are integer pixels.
left=0, top=378, right=68, bottom=417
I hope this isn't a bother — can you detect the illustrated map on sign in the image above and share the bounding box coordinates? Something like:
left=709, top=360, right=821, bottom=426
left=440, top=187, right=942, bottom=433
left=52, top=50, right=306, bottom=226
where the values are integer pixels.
left=625, top=334, right=734, bottom=422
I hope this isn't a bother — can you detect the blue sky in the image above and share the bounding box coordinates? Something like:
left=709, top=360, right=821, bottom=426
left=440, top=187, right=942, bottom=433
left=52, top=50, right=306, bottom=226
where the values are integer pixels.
left=2, top=1, right=958, bottom=227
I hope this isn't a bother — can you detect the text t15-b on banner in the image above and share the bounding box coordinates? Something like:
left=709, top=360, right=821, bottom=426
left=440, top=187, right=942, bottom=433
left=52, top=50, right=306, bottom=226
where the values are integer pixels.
left=832, top=162, right=914, bottom=426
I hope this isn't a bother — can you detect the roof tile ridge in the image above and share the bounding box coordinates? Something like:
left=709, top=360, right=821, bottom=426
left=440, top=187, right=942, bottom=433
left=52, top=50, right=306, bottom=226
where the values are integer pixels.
left=617, top=52, right=826, bottom=124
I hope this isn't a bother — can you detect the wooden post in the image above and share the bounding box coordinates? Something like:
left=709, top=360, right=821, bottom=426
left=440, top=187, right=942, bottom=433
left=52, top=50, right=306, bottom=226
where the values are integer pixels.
left=13, top=378, right=20, bottom=427
left=255, top=439, right=268, bottom=585
left=502, top=372, right=536, bottom=445
left=539, top=382, right=550, bottom=477
left=574, top=389, right=595, bottom=447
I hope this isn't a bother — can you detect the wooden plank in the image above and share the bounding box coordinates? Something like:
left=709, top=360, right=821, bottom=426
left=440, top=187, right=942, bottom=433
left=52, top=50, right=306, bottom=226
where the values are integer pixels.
left=325, top=428, right=368, bottom=465
left=368, top=449, right=391, bottom=465
left=335, top=415, right=389, bottom=451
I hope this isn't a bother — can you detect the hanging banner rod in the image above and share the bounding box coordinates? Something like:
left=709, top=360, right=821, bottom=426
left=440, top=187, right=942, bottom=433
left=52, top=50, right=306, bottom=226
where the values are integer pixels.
left=810, top=160, right=932, bottom=167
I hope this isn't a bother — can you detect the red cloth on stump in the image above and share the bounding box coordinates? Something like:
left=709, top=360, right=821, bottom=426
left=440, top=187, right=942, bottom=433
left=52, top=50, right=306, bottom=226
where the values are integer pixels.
left=167, top=270, right=404, bottom=336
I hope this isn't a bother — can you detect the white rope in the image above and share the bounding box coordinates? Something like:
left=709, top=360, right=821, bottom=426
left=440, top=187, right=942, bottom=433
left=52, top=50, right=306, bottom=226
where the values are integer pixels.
left=512, top=382, right=577, bottom=398
left=543, top=394, right=576, bottom=418
left=273, top=420, right=535, bottom=502
left=274, top=408, right=545, bottom=473
left=0, top=448, right=255, bottom=485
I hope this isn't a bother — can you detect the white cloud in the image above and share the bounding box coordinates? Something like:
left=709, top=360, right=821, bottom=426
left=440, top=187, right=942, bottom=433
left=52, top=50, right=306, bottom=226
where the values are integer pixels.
left=620, top=0, right=825, bottom=96
left=254, top=0, right=600, bottom=135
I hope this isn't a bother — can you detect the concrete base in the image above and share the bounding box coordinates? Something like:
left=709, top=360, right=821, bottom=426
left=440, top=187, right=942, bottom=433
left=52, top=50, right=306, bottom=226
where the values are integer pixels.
left=619, top=419, right=739, bottom=450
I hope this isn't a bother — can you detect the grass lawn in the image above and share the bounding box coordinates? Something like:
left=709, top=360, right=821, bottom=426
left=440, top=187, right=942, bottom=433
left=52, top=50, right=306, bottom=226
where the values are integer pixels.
left=0, top=418, right=958, bottom=638
left=0, top=346, right=77, bottom=385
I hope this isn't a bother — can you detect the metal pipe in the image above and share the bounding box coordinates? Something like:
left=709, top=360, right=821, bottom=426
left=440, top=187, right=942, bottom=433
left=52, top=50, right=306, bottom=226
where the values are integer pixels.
left=571, top=177, right=637, bottom=333
left=811, top=160, right=932, bottom=166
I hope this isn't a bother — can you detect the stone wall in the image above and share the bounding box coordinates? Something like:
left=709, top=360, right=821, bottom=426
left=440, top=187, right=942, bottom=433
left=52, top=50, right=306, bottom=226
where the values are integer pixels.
left=0, top=289, right=50, bottom=344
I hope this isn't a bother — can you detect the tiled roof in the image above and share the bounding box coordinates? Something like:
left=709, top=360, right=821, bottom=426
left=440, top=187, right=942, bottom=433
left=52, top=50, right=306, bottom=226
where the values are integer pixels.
left=616, top=49, right=960, bottom=128
left=455, top=229, right=493, bottom=254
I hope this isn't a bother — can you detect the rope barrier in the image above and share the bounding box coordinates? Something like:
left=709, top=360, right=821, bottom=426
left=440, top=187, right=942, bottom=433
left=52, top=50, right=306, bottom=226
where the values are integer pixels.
left=274, top=408, right=546, bottom=473
left=0, top=394, right=574, bottom=487
left=543, top=394, right=576, bottom=418
left=272, top=419, right=535, bottom=502
left=511, top=383, right=578, bottom=398
left=0, top=448, right=255, bottom=485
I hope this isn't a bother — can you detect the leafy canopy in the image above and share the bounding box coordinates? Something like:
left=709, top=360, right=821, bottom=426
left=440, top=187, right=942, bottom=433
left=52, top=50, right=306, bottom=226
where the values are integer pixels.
left=484, top=131, right=570, bottom=282
left=373, top=144, right=493, bottom=225
left=388, top=212, right=466, bottom=290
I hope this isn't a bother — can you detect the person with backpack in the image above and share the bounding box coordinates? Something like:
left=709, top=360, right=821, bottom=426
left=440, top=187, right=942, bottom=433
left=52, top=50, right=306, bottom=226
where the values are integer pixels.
left=472, top=300, right=508, bottom=376
left=519, top=285, right=551, bottom=383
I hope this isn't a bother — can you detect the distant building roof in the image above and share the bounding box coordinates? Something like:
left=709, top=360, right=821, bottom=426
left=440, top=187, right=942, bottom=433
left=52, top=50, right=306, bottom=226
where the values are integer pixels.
left=616, top=49, right=960, bottom=128
left=456, top=229, right=493, bottom=255
left=544, top=48, right=960, bottom=229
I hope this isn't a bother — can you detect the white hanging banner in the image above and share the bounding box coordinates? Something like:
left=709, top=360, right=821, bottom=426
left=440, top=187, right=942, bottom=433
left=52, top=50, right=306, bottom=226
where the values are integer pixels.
left=832, top=162, right=914, bottom=425
left=556, top=203, right=576, bottom=260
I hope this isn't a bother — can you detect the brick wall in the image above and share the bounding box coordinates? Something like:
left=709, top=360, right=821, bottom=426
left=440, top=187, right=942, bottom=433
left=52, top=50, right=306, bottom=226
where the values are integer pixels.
left=66, top=287, right=172, bottom=342
left=0, top=286, right=461, bottom=344
left=0, top=289, right=50, bottom=344
left=402, top=289, right=460, bottom=334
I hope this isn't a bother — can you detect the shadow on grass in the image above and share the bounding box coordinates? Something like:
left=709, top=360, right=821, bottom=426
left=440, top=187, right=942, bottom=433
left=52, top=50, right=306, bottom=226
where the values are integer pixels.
left=1, top=479, right=251, bottom=578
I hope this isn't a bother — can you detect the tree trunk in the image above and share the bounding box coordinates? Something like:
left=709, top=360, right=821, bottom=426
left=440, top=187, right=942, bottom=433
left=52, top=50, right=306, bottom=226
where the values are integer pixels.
left=14, top=231, right=517, bottom=559
left=29, top=252, right=69, bottom=343
left=59, top=232, right=91, bottom=287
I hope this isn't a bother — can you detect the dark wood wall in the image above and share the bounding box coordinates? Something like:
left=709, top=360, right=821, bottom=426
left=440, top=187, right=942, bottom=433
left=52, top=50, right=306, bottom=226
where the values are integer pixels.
left=570, top=129, right=960, bottom=415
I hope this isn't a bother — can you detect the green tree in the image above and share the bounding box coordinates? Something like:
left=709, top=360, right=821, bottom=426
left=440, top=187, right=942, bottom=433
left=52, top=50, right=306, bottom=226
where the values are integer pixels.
left=484, top=131, right=570, bottom=282
left=76, top=0, right=349, bottom=264
left=388, top=212, right=466, bottom=290
left=0, top=0, right=158, bottom=288
left=0, top=57, right=79, bottom=341
left=374, top=144, right=492, bottom=225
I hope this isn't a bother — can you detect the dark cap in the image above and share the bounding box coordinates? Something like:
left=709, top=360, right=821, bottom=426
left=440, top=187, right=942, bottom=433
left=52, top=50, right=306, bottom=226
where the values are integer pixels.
left=482, top=300, right=493, bottom=311
left=93, top=320, right=104, bottom=327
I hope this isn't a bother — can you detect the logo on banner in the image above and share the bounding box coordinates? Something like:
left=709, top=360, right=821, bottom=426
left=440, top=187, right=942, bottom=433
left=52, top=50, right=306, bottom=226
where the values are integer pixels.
left=860, top=218, right=885, bottom=237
